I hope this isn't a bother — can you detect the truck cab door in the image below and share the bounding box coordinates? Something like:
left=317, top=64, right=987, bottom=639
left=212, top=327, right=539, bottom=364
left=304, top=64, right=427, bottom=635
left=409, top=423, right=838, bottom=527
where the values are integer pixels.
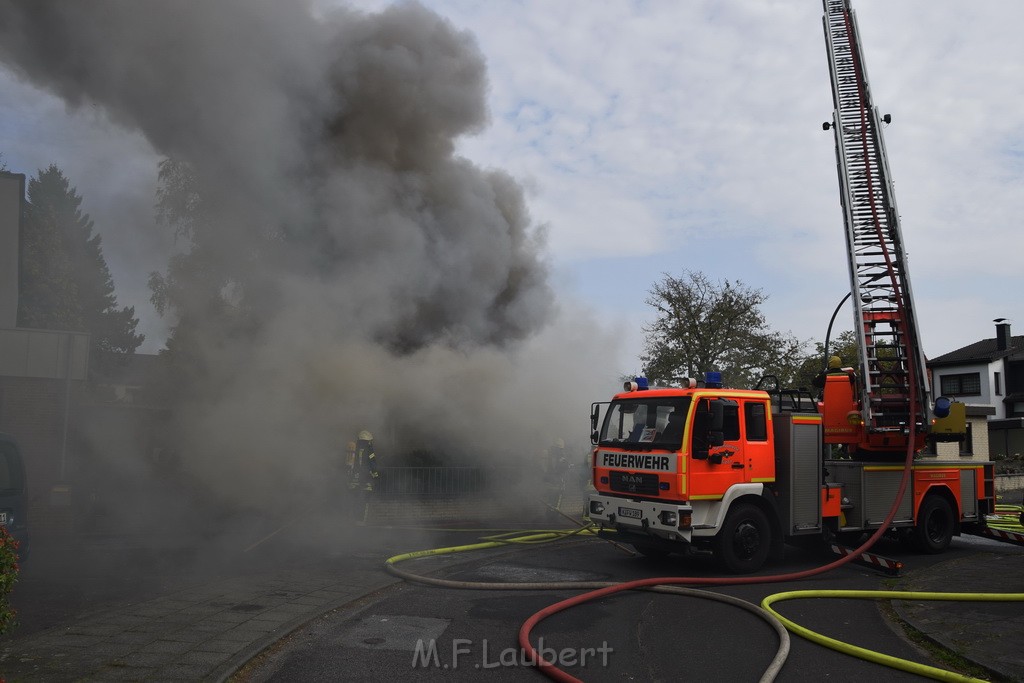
left=689, top=398, right=747, bottom=499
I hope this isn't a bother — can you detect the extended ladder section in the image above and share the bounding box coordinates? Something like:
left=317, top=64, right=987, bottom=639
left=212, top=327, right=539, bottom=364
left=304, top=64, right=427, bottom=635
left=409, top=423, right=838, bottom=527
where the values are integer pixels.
left=821, top=0, right=931, bottom=439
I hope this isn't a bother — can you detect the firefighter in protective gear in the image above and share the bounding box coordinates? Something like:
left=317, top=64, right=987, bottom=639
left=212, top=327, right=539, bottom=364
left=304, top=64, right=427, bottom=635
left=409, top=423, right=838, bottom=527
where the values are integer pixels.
left=546, top=438, right=568, bottom=478
left=543, top=438, right=569, bottom=517
left=349, top=430, right=379, bottom=492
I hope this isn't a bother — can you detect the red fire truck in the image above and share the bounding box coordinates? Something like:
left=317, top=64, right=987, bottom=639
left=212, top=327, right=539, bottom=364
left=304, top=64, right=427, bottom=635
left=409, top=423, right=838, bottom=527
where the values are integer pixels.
left=586, top=0, right=996, bottom=572
left=586, top=374, right=990, bottom=573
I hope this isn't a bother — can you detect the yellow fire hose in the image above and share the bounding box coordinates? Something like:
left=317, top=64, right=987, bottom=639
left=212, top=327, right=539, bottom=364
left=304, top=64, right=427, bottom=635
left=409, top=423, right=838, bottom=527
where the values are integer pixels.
left=385, top=525, right=791, bottom=682
left=379, top=492, right=1023, bottom=682
left=988, top=503, right=1024, bottom=532
left=385, top=515, right=1024, bottom=683
left=758, top=502, right=1024, bottom=681
left=760, top=589, right=1024, bottom=683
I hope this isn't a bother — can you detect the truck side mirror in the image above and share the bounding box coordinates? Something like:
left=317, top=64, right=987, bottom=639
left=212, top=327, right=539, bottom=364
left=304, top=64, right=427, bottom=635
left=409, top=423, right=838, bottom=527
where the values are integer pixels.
left=709, top=398, right=725, bottom=431
left=708, top=398, right=726, bottom=447
left=693, top=399, right=728, bottom=459
left=590, top=403, right=601, bottom=444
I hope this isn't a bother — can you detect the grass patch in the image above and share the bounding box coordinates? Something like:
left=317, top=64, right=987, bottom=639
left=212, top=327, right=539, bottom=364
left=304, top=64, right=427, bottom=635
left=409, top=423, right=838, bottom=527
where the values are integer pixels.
left=878, top=599, right=1010, bottom=682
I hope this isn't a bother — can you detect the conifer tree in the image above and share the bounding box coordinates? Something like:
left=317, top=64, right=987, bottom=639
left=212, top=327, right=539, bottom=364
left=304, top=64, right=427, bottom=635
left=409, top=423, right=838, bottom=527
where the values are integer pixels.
left=17, top=164, right=144, bottom=363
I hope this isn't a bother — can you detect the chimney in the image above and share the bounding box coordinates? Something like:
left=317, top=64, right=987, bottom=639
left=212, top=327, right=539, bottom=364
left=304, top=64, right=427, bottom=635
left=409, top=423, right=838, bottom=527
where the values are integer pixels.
left=994, top=318, right=1011, bottom=351
left=0, top=171, right=26, bottom=329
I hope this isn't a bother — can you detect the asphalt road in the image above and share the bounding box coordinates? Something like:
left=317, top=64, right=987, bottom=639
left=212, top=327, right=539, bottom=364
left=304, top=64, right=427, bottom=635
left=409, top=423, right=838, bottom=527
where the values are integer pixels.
left=9, top=499, right=1019, bottom=682
left=235, top=532, right=985, bottom=683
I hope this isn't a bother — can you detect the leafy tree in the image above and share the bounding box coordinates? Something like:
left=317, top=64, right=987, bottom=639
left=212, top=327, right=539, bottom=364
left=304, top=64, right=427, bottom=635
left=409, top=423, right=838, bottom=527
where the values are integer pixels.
left=17, top=165, right=144, bottom=364
left=641, top=270, right=804, bottom=389
left=791, top=328, right=908, bottom=403
left=791, top=329, right=860, bottom=391
left=149, top=158, right=213, bottom=325
left=149, top=157, right=273, bottom=332
left=146, top=159, right=263, bottom=395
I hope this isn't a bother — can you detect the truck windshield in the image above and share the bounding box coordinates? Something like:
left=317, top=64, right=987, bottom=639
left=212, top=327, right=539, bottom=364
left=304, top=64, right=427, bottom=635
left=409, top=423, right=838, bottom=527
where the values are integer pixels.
left=599, top=397, right=692, bottom=450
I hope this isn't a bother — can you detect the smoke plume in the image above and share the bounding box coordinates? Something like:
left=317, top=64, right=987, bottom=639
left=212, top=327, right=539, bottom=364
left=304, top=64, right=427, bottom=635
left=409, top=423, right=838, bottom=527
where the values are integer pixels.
left=0, top=0, right=620, bottom=511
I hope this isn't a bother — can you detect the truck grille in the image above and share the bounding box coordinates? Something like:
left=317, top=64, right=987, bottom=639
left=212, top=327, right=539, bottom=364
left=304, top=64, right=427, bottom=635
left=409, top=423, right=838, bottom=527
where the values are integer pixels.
left=609, top=471, right=660, bottom=495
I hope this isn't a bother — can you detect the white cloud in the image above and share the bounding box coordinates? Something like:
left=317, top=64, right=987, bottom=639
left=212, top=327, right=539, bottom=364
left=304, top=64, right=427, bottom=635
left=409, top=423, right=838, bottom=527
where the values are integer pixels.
left=402, top=0, right=1024, bottom=363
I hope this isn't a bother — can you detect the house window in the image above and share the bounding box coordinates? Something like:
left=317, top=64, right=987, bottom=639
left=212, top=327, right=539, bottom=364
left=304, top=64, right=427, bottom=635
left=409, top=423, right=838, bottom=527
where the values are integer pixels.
left=994, top=372, right=1002, bottom=396
left=959, top=422, right=973, bottom=456
left=940, top=373, right=981, bottom=396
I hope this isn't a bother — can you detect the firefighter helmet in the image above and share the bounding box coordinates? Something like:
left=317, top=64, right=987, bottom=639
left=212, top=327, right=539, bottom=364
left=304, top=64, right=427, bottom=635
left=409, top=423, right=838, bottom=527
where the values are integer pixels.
left=358, top=430, right=373, bottom=441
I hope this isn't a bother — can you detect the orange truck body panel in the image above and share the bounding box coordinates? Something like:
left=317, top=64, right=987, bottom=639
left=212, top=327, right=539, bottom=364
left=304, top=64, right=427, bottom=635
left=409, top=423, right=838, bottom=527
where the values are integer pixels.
left=588, top=384, right=994, bottom=551
left=911, top=467, right=964, bottom=520
left=822, top=485, right=843, bottom=520
left=592, top=388, right=776, bottom=503
left=852, top=463, right=992, bottom=523
left=821, top=372, right=860, bottom=444
left=820, top=373, right=928, bottom=455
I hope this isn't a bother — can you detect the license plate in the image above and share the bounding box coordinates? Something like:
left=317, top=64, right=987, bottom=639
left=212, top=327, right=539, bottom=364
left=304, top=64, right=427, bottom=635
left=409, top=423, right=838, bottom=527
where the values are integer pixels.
left=618, top=507, right=642, bottom=519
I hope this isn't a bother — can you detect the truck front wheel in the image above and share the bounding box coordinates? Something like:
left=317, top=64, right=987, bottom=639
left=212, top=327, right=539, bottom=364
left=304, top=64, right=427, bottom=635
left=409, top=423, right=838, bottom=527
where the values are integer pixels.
left=912, top=495, right=955, bottom=554
left=714, top=503, right=771, bottom=573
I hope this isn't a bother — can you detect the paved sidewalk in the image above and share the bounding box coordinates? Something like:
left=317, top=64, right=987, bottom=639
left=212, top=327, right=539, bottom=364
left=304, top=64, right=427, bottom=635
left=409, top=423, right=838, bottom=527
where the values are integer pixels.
left=892, top=548, right=1024, bottom=682
left=2, top=562, right=399, bottom=682
left=0, top=520, right=487, bottom=683
left=0, top=489, right=583, bottom=683
left=890, top=491, right=1024, bottom=683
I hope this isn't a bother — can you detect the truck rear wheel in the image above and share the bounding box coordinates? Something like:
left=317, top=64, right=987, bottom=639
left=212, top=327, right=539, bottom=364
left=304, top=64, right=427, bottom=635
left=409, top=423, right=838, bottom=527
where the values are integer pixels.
left=912, top=495, right=955, bottom=554
left=714, top=503, right=771, bottom=573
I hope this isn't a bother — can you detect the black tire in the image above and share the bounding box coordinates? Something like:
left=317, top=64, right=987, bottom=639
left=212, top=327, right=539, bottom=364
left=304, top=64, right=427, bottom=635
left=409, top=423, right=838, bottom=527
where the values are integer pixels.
left=631, top=543, right=670, bottom=559
left=912, top=495, right=955, bottom=554
left=714, top=503, right=772, bottom=573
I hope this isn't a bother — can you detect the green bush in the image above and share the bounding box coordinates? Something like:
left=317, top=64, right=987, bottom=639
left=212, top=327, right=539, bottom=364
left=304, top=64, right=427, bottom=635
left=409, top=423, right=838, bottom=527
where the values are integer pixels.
left=0, top=526, right=18, bottom=634
left=993, top=452, right=1024, bottom=475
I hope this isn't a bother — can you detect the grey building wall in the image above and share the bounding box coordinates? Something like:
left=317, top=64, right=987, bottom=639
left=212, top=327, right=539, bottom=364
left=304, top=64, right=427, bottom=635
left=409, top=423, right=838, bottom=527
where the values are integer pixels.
left=0, top=172, right=25, bottom=329
left=0, top=328, right=89, bottom=380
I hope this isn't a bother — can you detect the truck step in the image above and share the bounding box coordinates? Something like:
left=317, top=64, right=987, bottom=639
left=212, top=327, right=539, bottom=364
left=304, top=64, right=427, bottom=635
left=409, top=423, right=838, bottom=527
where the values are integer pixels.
left=829, top=543, right=903, bottom=576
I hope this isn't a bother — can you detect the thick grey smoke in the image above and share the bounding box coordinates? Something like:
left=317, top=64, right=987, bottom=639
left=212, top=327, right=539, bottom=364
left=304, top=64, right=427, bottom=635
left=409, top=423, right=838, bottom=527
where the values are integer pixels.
left=0, top=0, right=620, bottom=509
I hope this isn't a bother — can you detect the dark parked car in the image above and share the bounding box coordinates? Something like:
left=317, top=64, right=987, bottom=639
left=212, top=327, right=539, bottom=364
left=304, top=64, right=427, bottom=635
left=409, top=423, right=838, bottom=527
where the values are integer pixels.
left=0, top=433, right=28, bottom=560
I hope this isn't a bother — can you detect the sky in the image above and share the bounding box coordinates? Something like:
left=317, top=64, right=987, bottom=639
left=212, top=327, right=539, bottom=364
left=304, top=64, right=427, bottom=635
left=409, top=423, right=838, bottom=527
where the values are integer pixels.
left=2, top=0, right=1022, bottom=376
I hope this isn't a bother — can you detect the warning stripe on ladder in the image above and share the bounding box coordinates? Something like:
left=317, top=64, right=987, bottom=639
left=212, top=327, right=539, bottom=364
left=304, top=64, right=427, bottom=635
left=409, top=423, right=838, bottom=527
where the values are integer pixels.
left=829, top=544, right=903, bottom=576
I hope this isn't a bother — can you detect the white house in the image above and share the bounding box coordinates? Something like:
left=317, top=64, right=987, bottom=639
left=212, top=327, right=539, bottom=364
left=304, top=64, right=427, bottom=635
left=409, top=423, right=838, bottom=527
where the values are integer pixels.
left=927, top=319, right=1024, bottom=458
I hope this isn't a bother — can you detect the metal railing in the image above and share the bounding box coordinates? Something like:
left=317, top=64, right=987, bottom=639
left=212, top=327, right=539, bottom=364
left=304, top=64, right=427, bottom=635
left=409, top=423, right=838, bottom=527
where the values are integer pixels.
left=375, top=466, right=523, bottom=497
